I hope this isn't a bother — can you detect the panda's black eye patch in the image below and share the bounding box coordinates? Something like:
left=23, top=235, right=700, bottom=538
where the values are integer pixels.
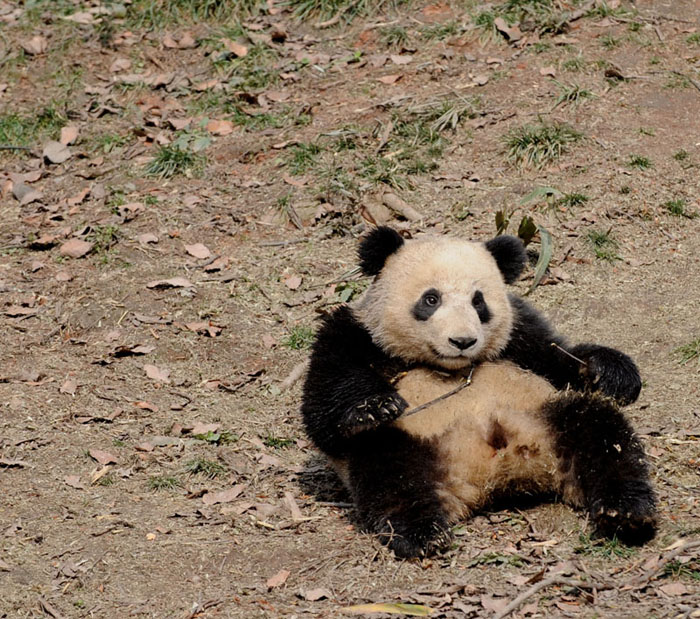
left=412, top=288, right=441, bottom=321
left=472, top=290, right=491, bottom=323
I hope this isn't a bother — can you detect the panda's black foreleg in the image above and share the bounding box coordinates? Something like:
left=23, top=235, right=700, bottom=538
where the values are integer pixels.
left=505, top=296, right=642, bottom=405
left=544, top=392, right=657, bottom=545
left=347, top=427, right=452, bottom=558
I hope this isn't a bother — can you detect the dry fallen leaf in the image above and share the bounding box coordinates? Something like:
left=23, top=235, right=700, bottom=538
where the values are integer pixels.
left=540, top=65, right=556, bottom=77
left=59, top=378, right=77, bottom=395
left=64, top=475, right=86, bottom=490
left=266, top=569, right=290, bottom=589
left=60, top=126, right=79, bottom=145
left=43, top=141, right=72, bottom=164
left=185, top=243, right=211, bottom=259
left=110, top=57, right=132, bottom=72
left=138, top=233, right=159, bottom=245
left=300, top=588, right=332, bottom=602
left=60, top=239, right=93, bottom=258
left=20, top=35, right=48, bottom=55
left=378, top=74, right=402, bottom=85
left=659, top=582, right=689, bottom=596
left=283, top=274, right=302, bottom=290
left=221, top=38, right=248, bottom=57
left=201, top=484, right=245, bottom=505
left=89, top=449, right=118, bottom=465
left=144, top=364, right=171, bottom=384
left=344, top=603, right=434, bottom=616
left=390, top=54, right=412, bottom=65
left=146, top=277, right=193, bottom=289
left=206, top=119, right=234, bottom=136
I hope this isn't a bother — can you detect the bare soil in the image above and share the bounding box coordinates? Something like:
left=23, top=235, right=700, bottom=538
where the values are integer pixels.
left=1, top=1, right=699, bottom=617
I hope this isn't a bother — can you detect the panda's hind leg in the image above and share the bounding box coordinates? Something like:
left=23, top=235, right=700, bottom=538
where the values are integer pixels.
left=544, top=392, right=657, bottom=545
left=347, top=427, right=453, bottom=559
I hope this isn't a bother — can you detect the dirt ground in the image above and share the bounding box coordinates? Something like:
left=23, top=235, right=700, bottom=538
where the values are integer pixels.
left=1, top=0, right=699, bottom=617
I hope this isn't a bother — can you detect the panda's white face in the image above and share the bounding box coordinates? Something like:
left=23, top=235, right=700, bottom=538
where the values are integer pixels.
left=354, top=236, right=514, bottom=370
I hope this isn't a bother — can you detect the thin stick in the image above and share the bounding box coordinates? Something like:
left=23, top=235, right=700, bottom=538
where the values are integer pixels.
left=494, top=576, right=611, bottom=619
left=626, top=539, right=700, bottom=587
left=401, top=366, right=475, bottom=417
left=550, top=341, right=586, bottom=366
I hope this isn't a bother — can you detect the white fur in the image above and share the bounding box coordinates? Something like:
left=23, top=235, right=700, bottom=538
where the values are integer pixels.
left=353, top=235, right=514, bottom=369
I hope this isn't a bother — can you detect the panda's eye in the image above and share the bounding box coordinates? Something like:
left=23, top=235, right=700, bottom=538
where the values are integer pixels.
left=472, top=290, right=485, bottom=308
left=424, top=293, right=439, bottom=307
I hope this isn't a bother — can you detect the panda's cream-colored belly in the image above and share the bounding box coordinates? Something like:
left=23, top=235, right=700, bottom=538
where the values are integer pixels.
left=394, top=362, right=560, bottom=518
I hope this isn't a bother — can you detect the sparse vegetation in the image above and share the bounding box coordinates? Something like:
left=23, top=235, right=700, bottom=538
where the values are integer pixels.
left=287, top=142, right=322, bottom=175
left=184, top=457, right=226, bottom=478
left=380, top=25, right=409, bottom=48
left=673, top=149, right=689, bottom=161
left=575, top=533, right=636, bottom=559
left=505, top=121, right=581, bottom=168
left=263, top=436, right=295, bottom=449
left=283, top=325, right=315, bottom=350
left=148, top=475, right=182, bottom=491
left=145, top=143, right=206, bottom=178
left=628, top=154, right=653, bottom=170
left=675, top=338, right=700, bottom=365
left=588, top=229, right=621, bottom=262
left=552, top=81, right=594, bottom=107
left=128, top=0, right=263, bottom=27
left=0, top=106, right=66, bottom=147
left=664, top=199, right=697, bottom=218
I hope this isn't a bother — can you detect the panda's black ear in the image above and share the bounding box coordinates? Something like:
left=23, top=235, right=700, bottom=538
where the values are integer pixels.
left=358, top=226, right=405, bottom=276
left=485, top=235, right=527, bottom=284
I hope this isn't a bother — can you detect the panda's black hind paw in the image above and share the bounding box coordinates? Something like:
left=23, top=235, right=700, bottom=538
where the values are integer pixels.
left=571, top=344, right=642, bottom=405
left=379, top=515, right=453, bottom=559
left=341, top=393, right=408, bottom=435
left=591, top=482, right=657, bottom=545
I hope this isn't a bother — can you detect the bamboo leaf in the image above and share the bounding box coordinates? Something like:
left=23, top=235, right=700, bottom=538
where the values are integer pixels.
left=526, top=225, right=553, bottom=295
left=517, top=215, right=537, bottom=246
left=344, top=602, right=435, bottom=615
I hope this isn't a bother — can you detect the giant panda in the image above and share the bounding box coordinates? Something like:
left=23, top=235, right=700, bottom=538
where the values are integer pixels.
left=301, top=226, right=656, bottom=559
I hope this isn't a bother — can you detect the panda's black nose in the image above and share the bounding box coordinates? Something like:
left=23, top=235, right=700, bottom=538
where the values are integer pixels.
left=449, top=337, right=477, bottom=351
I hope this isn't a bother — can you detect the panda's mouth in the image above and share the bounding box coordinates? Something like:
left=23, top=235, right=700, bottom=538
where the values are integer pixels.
left=429, top=345, right=476, bottom=364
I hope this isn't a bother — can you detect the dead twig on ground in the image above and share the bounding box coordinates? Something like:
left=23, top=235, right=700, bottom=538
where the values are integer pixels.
left=626, top=539, right=700, bottom=588
left=495, top=576, right=612, bottom=619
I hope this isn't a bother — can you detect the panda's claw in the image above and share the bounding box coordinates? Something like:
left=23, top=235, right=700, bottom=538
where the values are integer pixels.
left=342, top=392, right=408, bottom=435
left=571, top=344, right=642, bottom=405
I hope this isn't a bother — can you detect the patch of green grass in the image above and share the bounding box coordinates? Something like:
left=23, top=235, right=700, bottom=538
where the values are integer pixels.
left=639, top=127, right=655, bottom=136
left=474, top=0, right=564, bottom=38
left=665, top=72, right=691, bottom=90
left=586, top=1, right=631, bottom=19
left=358, top=155, right=407, bottom=190
left=145, top=144, right=206, bottom=178
left=91, top=225, right=120, bottom=256
left=588, top=229, right=620, bottom=262
left=263, top=436, right=295, bottom=449
left=558, top=192, right=589, bottom=208
left=286, top=0, right=408, bottom=22
left=686, top=33, right=700, bottom=46
left=283, top=326, right=315, bottom=350
left=599, top=34, right=620, bottom=49
left=0, top=106, right=66, bottom=147
left=552, top=81, right=594, bottom=107
left=95, top=133, right=130, bottom=153
left=214, top=37, right=280, bottom=90
left=184, top=457, right=226, bottom=478
left=532, top=42, right=551, bottom=53
left=505, top=121, right=581, bottom=168
left=673, top=149, right=689, bottom=161
left=420, top=20, right=460, bottom=40
left=663, top=199, right=697, bottom=218
left=96, top=473, right=115, bottom=486
left=193, top=430, right=238, bottom=445
left=287, top=142, right=322, bottom=175
left=148, top=475, right=182, bottom=491
left=627, top=21, right=643, bottom=32
left=675, top=338, right=700, bottom=365
left=334, top=280, right=368, bottom=303
left=628, top=154, right=652, bottom=170
left=663, top=559, right=700, bottom=580
left=380, top=25, right=409, bottom=48
left=128, top=0, right=263, bottom=27
left=562, top=55, right=586, bottom=71
left=575, top=533, right=636, bottom=559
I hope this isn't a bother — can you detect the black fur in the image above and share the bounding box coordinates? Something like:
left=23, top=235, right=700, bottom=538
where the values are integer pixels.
left=544, top=392, right=657, bottom=544
left=503, top=295, right=642, bottom=405
left=412, top=289, right=441, bottom=321
left=301, top=306, right=408, bottom=458
left=472, top=290, right=491, bottom=323
left=348, top=428, right=452, bottom=558
left=358, top=226, right=404, bottom=276
left=485, top=235, right=527, bottom=284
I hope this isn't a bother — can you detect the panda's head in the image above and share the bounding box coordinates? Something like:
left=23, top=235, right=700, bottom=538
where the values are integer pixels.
left=353, top=227, right=527, bottom=370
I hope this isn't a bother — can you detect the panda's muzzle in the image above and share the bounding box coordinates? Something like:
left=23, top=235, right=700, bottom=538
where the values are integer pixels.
left=448, top=336, right=478, bottom=351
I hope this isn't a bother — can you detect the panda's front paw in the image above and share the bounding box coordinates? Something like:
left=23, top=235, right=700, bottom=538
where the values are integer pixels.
left=571, top=344, right=642, bottom=405
left=341, top=393, right=408, bottom=436
left=379, top=514, right=453, bottom=559
left=590, top=480, right=657, bottom=545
